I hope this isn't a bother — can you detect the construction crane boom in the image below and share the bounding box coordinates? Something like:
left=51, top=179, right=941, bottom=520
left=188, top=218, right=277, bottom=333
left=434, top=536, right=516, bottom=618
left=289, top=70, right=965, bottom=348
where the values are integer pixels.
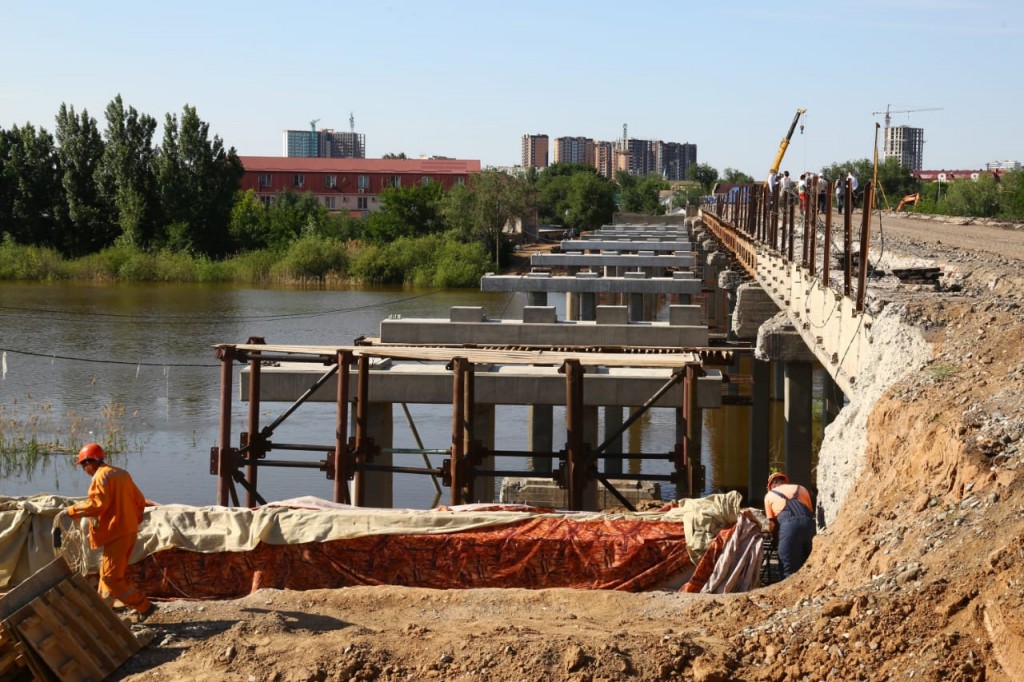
left=768, top=108, right=806, bottom=177
left=871, top=105, right=943, bottom=128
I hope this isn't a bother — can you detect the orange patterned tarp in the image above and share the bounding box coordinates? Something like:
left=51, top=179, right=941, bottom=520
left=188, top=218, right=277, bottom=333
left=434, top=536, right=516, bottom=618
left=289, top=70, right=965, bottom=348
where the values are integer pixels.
left=129, top=516, right=694, bottom=599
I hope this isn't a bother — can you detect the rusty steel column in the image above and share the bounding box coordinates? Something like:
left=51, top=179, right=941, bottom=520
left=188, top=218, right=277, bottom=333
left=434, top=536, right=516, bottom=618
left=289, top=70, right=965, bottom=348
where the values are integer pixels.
left=564, top=359, right=588, bottom=511
left=462, top=359, right=477, bottom=502
left=245, top=341, right=262, bottom=508
left=215, top=345, right=235, bottom=507
left=844, top=184, right=853, bottom=297
left=823, top=193, right=833, bottom=286
left=450, top=357, right=469, bottom=505
left=856, top=182, right=875, bottom=313
left=333, top=350, right=353, bottom=504
left=353, top=354, right=371, bottom=506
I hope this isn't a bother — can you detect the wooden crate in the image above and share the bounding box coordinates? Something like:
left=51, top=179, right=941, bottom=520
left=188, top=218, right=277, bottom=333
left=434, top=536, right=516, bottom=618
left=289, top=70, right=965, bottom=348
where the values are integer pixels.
left=0, top=557, right=140, bottom=682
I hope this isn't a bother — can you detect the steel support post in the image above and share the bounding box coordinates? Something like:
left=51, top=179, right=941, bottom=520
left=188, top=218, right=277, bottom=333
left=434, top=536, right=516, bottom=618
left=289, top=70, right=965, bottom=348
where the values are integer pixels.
left=856, top=182, right=874, bottom=314
left=564, top=359, right=588, bottom=510
left=215, top=345, right=236, bottom=507
left=245, top=337, right=264, bottom=508
left=449, top=357, right=469, bottom=504
left=353, top=354, right=371, bottom=506
left=333, top=350, right=352, bottom=503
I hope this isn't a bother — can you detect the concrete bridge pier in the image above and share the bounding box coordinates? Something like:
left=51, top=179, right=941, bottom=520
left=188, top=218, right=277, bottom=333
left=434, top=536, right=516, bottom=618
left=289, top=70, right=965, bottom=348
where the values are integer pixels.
left=602, top=406, right=624, bottom=475
left=580, top=292, right=597, bottom=321
left=528, top=404, right=553, bottom=473
left=731, top=282, right=784, bottom=502
left=354, top=402, right=393, bottom=508
left=469, top=404, right=495, bottom=504
left=756, top=313, right=819, bottom=488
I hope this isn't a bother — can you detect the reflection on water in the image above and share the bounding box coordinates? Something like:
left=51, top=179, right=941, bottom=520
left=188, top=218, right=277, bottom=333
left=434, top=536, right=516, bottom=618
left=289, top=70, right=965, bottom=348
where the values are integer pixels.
left=0, top=281, right=760, bottom=508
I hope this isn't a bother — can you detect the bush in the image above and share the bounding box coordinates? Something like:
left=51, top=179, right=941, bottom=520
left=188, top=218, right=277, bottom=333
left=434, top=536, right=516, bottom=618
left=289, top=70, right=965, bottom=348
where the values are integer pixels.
left=270, top=234, right=350, bottom=282
left=0, top=236, right=65, bottom=280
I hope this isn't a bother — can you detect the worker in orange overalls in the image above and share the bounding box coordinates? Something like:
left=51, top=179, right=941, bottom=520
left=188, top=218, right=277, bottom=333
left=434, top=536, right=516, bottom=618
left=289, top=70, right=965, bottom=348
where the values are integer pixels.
left=763, top=472, right=816, bottom=579
left=66, top=443, right=156, bottom=621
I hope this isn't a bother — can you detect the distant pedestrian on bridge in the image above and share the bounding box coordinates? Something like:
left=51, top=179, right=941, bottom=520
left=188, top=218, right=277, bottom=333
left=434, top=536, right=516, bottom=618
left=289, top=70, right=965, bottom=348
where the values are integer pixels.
left=764, top=472, right=816, bottom=579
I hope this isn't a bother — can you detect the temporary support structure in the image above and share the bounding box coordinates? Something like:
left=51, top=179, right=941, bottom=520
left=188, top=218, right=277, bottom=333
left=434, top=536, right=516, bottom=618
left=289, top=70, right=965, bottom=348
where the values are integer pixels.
left=210, top=343, right=741, bottom=511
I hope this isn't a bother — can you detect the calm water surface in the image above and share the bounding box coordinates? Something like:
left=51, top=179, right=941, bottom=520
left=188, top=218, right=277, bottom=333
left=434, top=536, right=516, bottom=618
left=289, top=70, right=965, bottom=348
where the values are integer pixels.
left=0, top=281, right=749, bottom=507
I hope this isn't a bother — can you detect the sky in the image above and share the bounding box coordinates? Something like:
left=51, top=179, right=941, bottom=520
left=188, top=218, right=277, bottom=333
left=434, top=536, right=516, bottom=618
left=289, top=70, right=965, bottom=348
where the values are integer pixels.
left=2, top=0, right=1022, bottom=177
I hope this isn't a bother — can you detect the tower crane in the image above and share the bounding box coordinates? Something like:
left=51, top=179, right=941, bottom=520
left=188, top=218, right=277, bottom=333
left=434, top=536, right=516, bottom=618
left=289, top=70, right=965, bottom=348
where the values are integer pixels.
left=310, top=118, right=320, bottom=133
left=871, top=105, right=943, bottom=128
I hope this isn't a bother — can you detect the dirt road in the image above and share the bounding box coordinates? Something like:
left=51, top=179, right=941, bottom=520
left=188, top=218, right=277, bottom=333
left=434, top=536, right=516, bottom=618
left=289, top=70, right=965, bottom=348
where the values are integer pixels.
left=114, top=212, right=1024, bottom=681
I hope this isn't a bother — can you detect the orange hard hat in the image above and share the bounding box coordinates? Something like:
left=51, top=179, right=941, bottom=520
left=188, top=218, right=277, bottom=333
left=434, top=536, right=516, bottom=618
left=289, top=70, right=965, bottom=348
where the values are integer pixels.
left=75, top=443, right=106, bottom=466
left=766, top=472, right=789, bottom=490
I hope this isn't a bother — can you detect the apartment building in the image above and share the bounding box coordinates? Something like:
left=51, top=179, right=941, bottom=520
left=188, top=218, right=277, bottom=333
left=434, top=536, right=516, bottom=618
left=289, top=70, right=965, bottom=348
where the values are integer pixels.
left=283, top=129, right=366, bottom=159
left=239, top=157, right=480, bottom=216
left=552, top=136, right=596, bottom=166
left=882, top=126, right=925, bottom=171
left=521, top=134, right=549, bottom=169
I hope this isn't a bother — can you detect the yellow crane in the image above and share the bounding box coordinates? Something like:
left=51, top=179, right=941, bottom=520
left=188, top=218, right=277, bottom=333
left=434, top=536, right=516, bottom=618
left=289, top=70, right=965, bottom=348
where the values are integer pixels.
left=769, top=108, right=806, bottom=177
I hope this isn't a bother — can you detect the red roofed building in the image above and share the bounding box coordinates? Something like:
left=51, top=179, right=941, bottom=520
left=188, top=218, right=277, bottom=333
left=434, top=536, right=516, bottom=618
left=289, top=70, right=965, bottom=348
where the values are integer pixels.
left=913, top=169, right=1005, bottom=183
left=239, top=156, right=481, bottom=216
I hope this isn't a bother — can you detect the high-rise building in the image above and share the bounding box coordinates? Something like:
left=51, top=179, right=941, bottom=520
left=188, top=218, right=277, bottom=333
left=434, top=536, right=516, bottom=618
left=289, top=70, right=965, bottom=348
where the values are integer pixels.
left=552, top=137, right=595, bottom=166
left=521, top=134, right=549, bottom=168
left=283, top=128, right=366, bottom=159
left=882, top=126, right=925, bottom=171
left=656, top=141, right=697, bottom=181
left=593, top=141, right=614, bottom=179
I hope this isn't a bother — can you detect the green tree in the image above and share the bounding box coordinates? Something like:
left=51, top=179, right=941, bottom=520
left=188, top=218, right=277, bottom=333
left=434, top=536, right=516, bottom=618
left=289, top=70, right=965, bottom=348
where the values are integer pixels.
left=265, top=190, right=331, bottom=250
left=155, top=104, right=244, bottom=256
left=943, top=174, right=999, bottom=217
left=438, top=170, right=529, bottom=267
left=96, top=95, right=159, bottom=248
left=0, top=123, right=60, bottom=247
left=616, top=171, right=667, bottom=214
left=382, top=152, right=407, bottom=159
left=688, top=163, right=719, bottom=194
left=566, top=171, right=617, bottom=229
left=535, top=163, right=599, bottom=226
left=228, top=189, right=270, bottom=250
left=54, top=104, right=113, bottom=255
left=363, top=181, right=446, bottom=243
left=997, top=169, right=1024, bottom=220
left=723, top=168, right=755, bottom=184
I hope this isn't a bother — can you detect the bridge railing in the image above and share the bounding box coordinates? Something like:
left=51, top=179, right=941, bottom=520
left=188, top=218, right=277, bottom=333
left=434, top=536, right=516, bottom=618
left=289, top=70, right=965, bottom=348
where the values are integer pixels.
left=701, top=178, right=876, bottom=314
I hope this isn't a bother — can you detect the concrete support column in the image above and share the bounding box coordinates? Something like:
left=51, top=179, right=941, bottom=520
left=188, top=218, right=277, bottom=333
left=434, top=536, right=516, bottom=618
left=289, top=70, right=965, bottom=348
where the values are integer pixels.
left=784, top=361, right=813, bottom=486
left=470, top=404, right=495, bottom=504
left=579, top=292, right=597, bottom=321
left=527, top=291, right=547, bottom=307
left=528, top=404, right=553, bottom=473
left=582, top=405, right=599, bottom=510
left=628, top=293, right=644, bottom=322
left=566, top=292, right=579, bottom=321
left=748, top=358, right=771, bottom=506
left=602, top=406, right=624, bottom=475
left=357, top=402, right=393, bottom=508
left=823, top=372, right=846, bottom=429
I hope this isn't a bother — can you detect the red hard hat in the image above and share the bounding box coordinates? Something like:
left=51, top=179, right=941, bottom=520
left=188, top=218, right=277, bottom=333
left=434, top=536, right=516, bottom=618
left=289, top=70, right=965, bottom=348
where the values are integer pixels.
left=76, top=443, right=106, bottom=466
left=766, top=472, right=789, bottom=490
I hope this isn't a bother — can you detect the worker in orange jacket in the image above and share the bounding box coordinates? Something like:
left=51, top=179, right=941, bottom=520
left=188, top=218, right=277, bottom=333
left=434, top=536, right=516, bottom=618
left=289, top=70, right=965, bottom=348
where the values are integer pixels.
left=66, top=443, right=156, bottom=621
left=764, top=472, right=816, bottom=579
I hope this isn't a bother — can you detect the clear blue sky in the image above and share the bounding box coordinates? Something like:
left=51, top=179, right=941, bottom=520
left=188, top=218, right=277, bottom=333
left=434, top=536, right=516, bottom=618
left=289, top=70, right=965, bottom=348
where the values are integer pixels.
left=2, top=0, right=1021, bottom=176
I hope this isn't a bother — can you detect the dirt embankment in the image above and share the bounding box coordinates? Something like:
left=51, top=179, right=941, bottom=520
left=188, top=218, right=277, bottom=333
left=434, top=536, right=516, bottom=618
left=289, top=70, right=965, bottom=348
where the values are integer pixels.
left=113, top=212, right=1024, bottom=681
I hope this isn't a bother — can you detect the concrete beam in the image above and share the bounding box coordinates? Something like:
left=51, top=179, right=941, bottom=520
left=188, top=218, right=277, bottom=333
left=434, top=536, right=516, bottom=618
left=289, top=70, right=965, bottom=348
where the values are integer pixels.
left=243, top=363, right=724, bottom=409
left=480, top=274, right=702, bottom=295
left=379, top=318, right=709, bottom=347
left=531, top=253, right=695, bottom=268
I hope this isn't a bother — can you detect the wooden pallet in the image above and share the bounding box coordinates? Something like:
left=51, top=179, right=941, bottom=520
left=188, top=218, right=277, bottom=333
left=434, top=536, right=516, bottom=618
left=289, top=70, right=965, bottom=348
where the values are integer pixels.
left=0, top=557, right=140, bottom=682
left=0, top=624, right=34, bottom=681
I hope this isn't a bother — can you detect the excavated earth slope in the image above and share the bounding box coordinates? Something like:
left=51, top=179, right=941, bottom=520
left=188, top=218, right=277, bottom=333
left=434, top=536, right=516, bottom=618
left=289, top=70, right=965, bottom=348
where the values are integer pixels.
left=113, top=212, right=1024, bottom=682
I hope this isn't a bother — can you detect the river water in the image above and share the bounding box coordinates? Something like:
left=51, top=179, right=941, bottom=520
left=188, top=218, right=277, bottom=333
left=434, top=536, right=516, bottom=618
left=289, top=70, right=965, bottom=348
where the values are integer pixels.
left=0, top=281, right=755, bottom=508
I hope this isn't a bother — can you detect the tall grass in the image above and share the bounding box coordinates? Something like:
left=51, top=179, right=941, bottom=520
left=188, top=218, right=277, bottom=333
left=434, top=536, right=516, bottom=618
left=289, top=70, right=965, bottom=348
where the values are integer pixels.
left=0, top=397, right=130, bottom=479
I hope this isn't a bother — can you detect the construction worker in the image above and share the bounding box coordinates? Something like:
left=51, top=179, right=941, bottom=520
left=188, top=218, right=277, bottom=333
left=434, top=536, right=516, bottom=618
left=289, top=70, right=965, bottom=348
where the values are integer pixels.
left=65, top=443, right=157, bottom=621
left=763, top=472, right=816, bottom=579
